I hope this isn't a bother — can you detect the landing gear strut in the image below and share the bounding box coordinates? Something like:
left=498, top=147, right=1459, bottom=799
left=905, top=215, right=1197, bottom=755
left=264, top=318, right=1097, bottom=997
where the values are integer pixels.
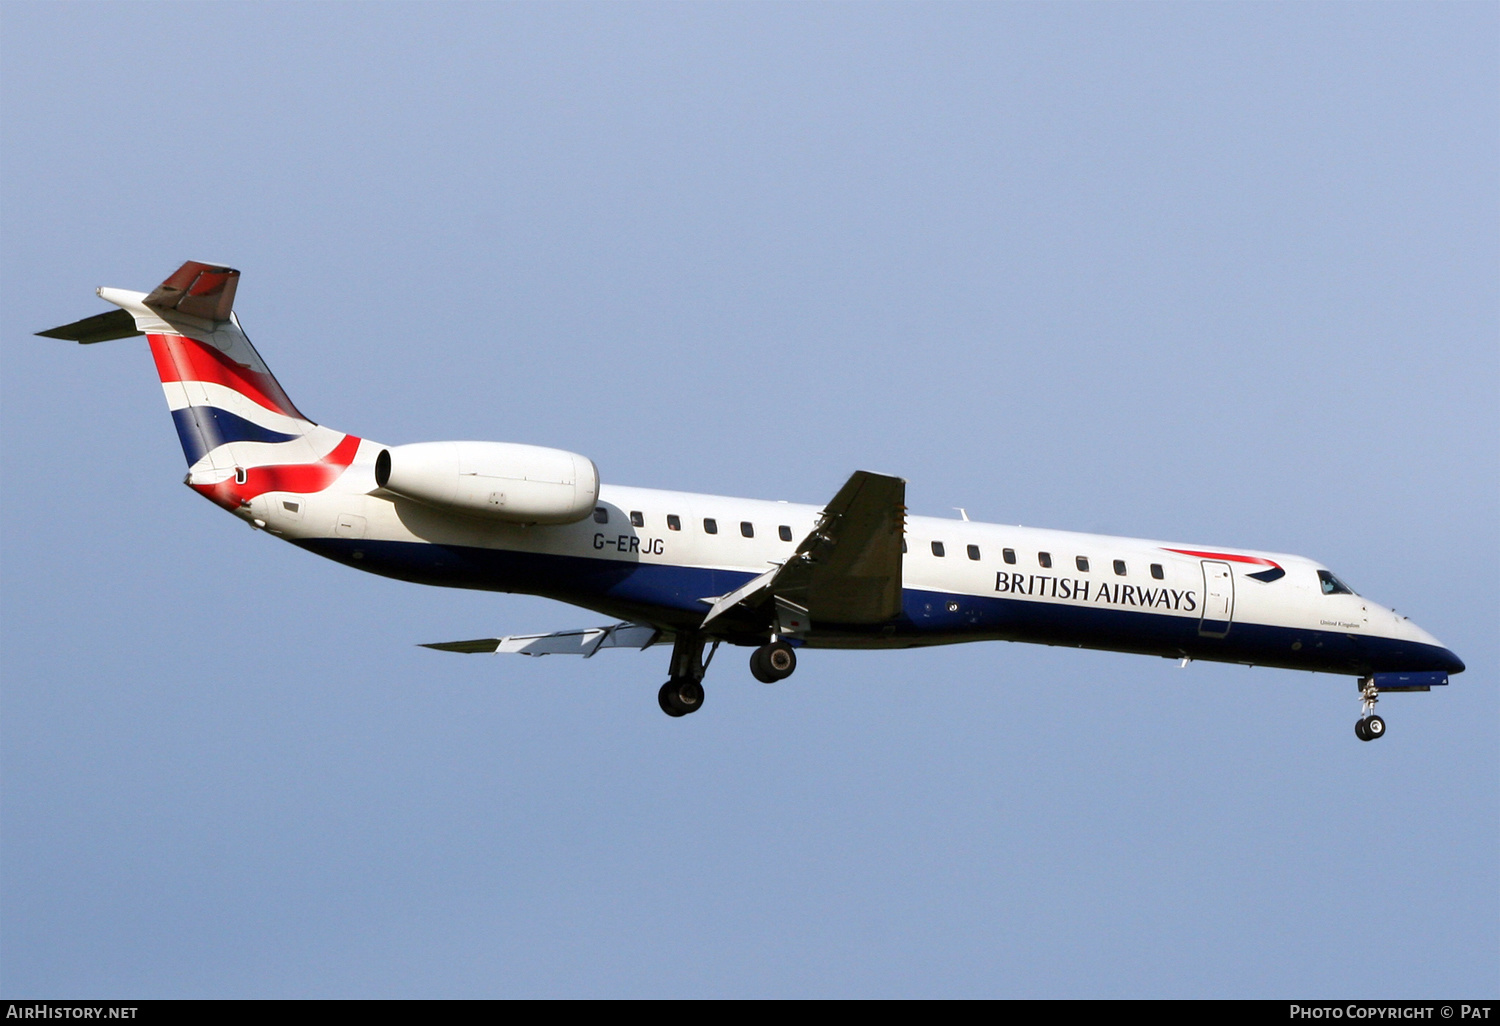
left=658, top=633, right=716, bottom=717
left=750, top=639, right=797, bottom=683
left=1355, top=676, right=1386, bottom=742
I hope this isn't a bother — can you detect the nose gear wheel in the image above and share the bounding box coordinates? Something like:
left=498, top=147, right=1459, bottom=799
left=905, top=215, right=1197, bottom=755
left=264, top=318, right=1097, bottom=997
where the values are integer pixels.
left=1355, top=677, right=1386, bottom=742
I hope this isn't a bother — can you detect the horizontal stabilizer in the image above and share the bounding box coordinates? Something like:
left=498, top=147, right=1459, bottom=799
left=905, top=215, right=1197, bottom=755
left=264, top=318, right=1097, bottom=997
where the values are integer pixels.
left=144, top=261, right=239, bottom=321
left=422, top=622, right=664, bottom=657
left=36, top=308, right=142, bottom=344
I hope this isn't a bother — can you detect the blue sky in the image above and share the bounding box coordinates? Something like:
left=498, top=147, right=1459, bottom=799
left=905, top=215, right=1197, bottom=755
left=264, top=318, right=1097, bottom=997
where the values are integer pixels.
left=2, top=2, right=1495, bottom=997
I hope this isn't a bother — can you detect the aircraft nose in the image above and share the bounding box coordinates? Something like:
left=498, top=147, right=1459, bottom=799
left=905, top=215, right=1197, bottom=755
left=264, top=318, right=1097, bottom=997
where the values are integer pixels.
left=1403, top=616, right=1465, bottom=674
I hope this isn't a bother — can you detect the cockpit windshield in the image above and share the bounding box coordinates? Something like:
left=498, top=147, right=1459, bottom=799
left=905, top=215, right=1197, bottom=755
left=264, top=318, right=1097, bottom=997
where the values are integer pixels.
left=1317, top=570, right=1357, bottom=596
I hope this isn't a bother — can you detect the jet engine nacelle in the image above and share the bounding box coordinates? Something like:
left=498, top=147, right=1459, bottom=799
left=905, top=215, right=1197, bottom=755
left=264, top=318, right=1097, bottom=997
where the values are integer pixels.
left=375, top=441, right=599, bottom=525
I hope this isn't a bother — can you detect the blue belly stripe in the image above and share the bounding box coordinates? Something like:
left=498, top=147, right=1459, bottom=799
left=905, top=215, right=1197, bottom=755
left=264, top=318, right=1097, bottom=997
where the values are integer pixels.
left=295, top=537, right=1465, bottom=677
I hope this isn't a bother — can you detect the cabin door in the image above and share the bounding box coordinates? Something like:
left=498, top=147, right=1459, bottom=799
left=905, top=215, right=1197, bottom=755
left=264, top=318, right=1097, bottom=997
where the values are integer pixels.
left=1198, top=560, right=1234, bottom=638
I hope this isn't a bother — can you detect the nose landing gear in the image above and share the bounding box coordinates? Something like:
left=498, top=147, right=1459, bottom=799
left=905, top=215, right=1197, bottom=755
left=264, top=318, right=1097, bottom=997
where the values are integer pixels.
left=750, top=639, right=797, bottom=683
left=1355, top=676, right=1386, bottom=741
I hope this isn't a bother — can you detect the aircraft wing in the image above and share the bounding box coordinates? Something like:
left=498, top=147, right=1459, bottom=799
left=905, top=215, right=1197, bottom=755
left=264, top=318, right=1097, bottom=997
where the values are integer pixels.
left=422, top=622, right=665, bottom=656
left=703, top=470, right=906, bottom=629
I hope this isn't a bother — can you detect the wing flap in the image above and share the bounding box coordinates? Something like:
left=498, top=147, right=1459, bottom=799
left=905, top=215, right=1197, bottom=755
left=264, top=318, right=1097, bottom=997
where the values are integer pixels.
left=701, top=566, right=781, bottom=626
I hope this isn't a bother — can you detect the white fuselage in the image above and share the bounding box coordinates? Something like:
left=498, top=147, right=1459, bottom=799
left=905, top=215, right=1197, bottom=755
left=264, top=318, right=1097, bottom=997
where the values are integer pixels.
left=227, top=443, right=1457, bottom=677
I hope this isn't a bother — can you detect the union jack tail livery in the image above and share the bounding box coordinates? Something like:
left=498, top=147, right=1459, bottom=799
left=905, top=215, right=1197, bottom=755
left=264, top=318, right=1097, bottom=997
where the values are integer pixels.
left=40, top=261, right=363, bottom=515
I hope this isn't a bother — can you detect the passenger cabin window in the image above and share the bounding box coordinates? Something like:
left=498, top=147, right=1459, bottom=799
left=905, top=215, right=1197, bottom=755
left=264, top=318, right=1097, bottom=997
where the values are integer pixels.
left=703, top=518, right=718, bottom=535
left=1150, top=563, right=1164, bottom=579
left=779, top=525, right=793, bottom=542
left=593, top=507, right=609, bottom=524
left=1076, top=556, right=1090, bottom=572
left=1114, top=560, right=1127, bottom=576
left=1318, top=570, right=1356, bottom=596
left=667, top=514, right=681, bottom=531
left=931, top=541, right=945, bottom=557
left=740, top=521, right=754, bottom=538
left=1038, top=552, right=1052, bottom=569
left=1003, top=548, right=1016, bottom=565
left=967, top=544, right=981, bottom=561
left=630, top=511, right=644, bottom=528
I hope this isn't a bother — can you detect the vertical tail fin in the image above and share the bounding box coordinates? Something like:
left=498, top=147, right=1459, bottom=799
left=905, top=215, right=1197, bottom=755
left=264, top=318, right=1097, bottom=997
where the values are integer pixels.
left=40, top=261, right=363, bottom=511
left=145, top=316, right=313, bottom=467
left=122, top=262, right=315, bottom=468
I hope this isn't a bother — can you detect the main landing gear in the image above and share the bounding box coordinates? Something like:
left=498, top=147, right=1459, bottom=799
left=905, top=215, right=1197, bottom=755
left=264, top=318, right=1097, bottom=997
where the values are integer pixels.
left=1355, top=676, right=1386, bottom=742
left=656, top=634, right=801, bottom=717
left=658, top=632, right=716, bottom=717
left=658, top=678, right=703, bottom=717
left=749, top=639, right=797, bottom=683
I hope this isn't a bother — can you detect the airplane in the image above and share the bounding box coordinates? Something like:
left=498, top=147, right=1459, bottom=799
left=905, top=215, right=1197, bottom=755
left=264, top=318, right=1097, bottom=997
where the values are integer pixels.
left=39, top=261, right=1465, bottom=738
